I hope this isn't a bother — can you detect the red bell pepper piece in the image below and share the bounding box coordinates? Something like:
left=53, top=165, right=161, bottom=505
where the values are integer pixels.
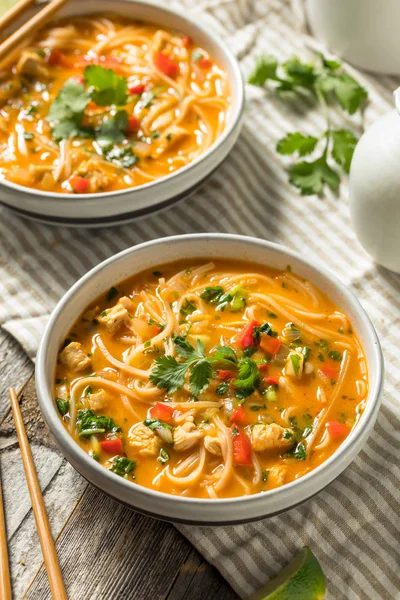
left=230, top=406, right=248, bottom=427
left=321, top=363, right=339, bottom=380
left=70, top=176, right=89, bottom=194
left=327, top=421, right=349, bottom=438
left=127, top=116, right=140, bottom=132
left=47, top=49, right=74, bottom=68
left=100, top=438, right=123, bottom=454
left=257, top=363, right=269, bottom=373
left=129, top=84, right=145, bottom=95
left=264, top=376, right=279, bottom=386
left=155, top=52, right=179, bottom=78
left=217, top=369, right=234, bottom=381
left=198, top=58, right=212, bottom=69
left=260, top=334, right=281, bottom=356
left=231, top=425, right=252, bottom=466
left=149, top=402, right=174, bottom=424
left=236, top=321, right=260, bottom=349
left=181, top=35, right=192, bottom=48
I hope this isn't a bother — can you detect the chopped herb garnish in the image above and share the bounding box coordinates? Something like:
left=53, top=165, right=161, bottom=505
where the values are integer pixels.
left=216, top=381, right=229, bottom=395
left=110, top=457, right=136, bottom=478
left=23, top=132, right=34, bottom=140
left=294, top=442, right=307, bottom=460
left=85, top=385, right=92, bottom=397
left=180, top=299, right=197, bottom=316
left=267, top=311, right=278, bottom=318
left=56, top=397, right=69, bottom=416
left=152, top=270, right=162, bottom=277
left=328, top=350, right=342, bottom=361
left=76, top=409, right=120, bottom=438
left=144, top=340, right=151, bottom=348
left=144, top=418, right=172, bottom=431
left=192, top=51, right=204, bottom=62
left=231, top=425, right=239, bottom=437
left=262, top=470, right=269, bottom=482
left=106, top=286, right=119, bottom=301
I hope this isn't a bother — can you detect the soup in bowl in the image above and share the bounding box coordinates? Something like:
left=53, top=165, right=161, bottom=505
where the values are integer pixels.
left=36, top=235, right=383, bottom=524
left=0, top=0, right=243, bottom=225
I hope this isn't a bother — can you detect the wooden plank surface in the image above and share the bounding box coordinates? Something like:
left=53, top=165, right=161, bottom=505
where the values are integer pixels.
left=0, top=333, right=238, bottom=600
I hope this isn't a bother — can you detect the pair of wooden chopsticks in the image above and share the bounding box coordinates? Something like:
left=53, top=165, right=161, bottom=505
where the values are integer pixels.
left=0, top=0, right=69, bottom=62
left=0, top=389, right=67, bottom=599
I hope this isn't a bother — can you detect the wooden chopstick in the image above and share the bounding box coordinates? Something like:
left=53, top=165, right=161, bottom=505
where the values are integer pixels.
left=0, top=0, right=69, bottom=62
left=0, top=475, right=12, bottom=600
left=8, top=388, right=68, bottom=600
left=0, top=0, right=37, bottom=34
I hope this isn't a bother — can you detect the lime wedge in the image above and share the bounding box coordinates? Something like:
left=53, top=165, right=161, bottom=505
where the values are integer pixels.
left=249, top=547, right=326, bottom=600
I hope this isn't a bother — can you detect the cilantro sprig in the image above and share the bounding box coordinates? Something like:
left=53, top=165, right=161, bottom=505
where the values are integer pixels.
left=149, top=337, right=261, bottom=398
left=47, top=65, right=141, bottom=168
left=248, top=53, right=367, bottom=196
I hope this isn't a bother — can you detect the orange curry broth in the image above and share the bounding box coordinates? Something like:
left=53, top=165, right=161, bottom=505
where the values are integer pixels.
left=55, top=260, right=368, bottom=498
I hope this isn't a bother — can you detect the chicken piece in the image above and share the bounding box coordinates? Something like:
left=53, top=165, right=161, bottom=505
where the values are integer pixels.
left=16, top=51, right=49, bottom=79
left=173, top=422, right=203, bottom=452
left=83, top=306, right=100, bottom=322
left=285, top=348, right=304, bottom=378
left=98, top=296, right=134, bottom=335
left=0, top=116, right=8, bottom=134
left=75, top=160, right=115, bottom=193
left=154, top=126, right=189, bottom=155
left=59, top=342, right=91, bottom=372
left=29, top=164, right=54, bottom=181
left=0, top=77, right=21, bottom=106
left=204, top=435, right=222, bottom=456
left=128, top=422, right=162, bottom=456
left=269, top=465, right=287, bottom=488
left=88, top=389, right=109, bottom=411
left=251, top=423, right=294, bottom=453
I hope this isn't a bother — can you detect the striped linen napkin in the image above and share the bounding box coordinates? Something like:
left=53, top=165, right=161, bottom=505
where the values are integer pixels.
left=1, top=1, right=400, bottom=598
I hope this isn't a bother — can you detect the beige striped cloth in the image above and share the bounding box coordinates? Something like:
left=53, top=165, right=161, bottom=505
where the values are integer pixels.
left=1, top=1, right=400, bottom=598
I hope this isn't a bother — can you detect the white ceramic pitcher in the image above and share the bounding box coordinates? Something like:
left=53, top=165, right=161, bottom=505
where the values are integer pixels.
left=349, top=90, right=400, bottom=274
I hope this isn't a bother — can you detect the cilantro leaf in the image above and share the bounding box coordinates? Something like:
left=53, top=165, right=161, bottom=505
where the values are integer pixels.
left=233, top=357, right=260, bottom=399
left=56, top=397, right=69, bottom=416
left=319, top=53, right=341, bottom=71
left=48, top=80, right=91, bottom=121
left=84, top=65, right=128, bottom=107
left=96, top=110, right=128, bottom=146
left=318, top=72, right=367, bottom=115
left=294, top=442, right=307, bottom=460
left=282, top=57, right=317, bottom=89
left=211, top=346, right=237, bottom=365
left=288, top=156, right=340, bottom=196
left=331, top=129, right=358, bottom=173
left=149, top=355, right=190, bottom=394
left=277, top=132, right=318, bottom=157
left=190, top=359, right=215, bottom=396
left=248, top=56, right=279, bottom=86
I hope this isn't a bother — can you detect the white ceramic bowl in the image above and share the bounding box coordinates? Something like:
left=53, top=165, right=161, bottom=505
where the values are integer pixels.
left=36, top=234, right=383, bottom=524
left=0, top=0, right=244, bottom=227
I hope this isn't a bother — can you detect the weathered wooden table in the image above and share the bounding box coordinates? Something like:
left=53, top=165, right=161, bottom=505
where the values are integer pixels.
left=0, top=330, right=238, bottom=599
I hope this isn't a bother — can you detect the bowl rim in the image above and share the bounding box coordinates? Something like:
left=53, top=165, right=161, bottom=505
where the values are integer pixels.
left=36, top=233, right=384, bottom=515
left=0, top=0, right=244, bottom=201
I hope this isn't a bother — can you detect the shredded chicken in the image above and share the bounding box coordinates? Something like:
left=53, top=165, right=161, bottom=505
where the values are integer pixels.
left=173, top=422, right=203, bottom=452
left=154, top=125, right=189, bottom=155
left=251, top=423, right=294, bottom=453
left=16, top=51, right=49, bottom=79
left=83, top=306, right=100, bottom=322
left=204, top=435, right=222, bottom=456
left=88, top=389, right=109, bottom=411
left=75, top=160, right=116, bottom=193
left=98, top=296, right=134, bottom=335
left=128, top=422, right=162, bottom=456
left=59, top=342, right=91, bottom=372
left=269, top=465, right=287, bottom=487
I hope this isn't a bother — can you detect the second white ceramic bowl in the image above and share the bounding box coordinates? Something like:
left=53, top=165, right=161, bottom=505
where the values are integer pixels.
left=35, top=234, right=383, bottom=525
left=0, top=0, right=244, bottom=227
